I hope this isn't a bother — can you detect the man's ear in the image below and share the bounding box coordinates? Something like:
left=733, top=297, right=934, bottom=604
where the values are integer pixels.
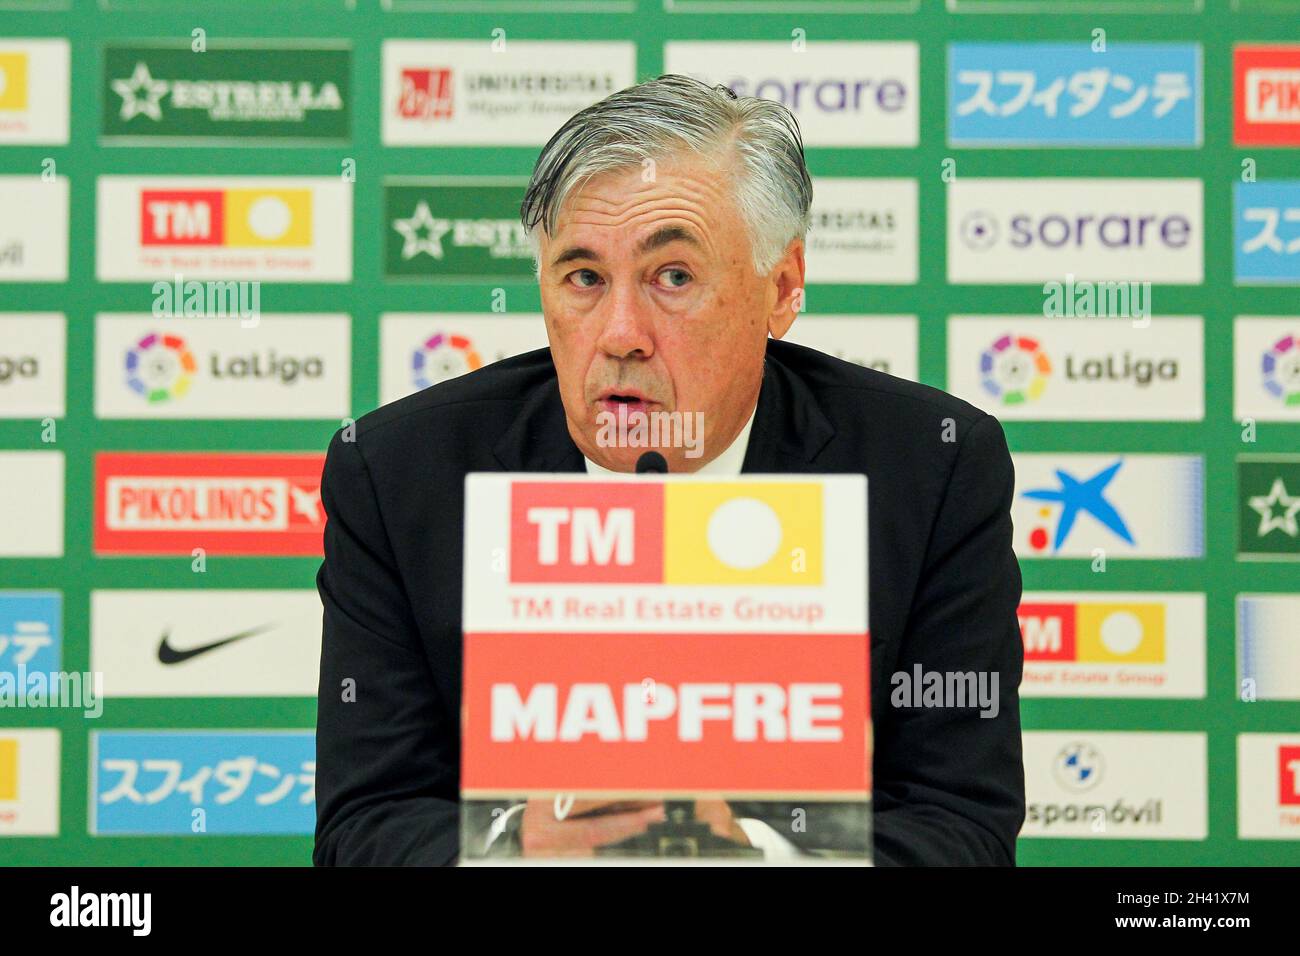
left=766, top=238, right=805, bottom=340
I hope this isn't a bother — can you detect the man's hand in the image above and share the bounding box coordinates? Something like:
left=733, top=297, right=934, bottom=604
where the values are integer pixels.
left=693, top=799, right=752, bottom=845
left=519, top=798, right=666, bottom=857
left=518, top=797, right=753, bottom=856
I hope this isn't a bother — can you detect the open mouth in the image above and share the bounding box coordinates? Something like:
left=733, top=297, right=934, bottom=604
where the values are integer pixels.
left=598, top=390, right=654, bottom=416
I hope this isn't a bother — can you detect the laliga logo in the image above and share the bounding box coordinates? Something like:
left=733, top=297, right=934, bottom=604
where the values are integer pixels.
left=126, top=333, right=195, bottom=404
left=510, top=482, right=822, bottom=585
left=1262, top=333, right=1300, bottom=407
left=412, top=332, right=481, bottom=389
left=981, top=334, right=1051, bottom=406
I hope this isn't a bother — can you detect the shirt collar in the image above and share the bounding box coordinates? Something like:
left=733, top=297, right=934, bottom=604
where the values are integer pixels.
left=583, top=403, right=758, bottom=476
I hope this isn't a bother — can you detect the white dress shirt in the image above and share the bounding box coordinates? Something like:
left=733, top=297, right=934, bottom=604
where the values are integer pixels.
left=583, top=402, right=758, bottom=477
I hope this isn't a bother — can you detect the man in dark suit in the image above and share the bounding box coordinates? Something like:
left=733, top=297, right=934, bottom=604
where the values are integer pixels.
left=314, top=74, right=1024, bottom=865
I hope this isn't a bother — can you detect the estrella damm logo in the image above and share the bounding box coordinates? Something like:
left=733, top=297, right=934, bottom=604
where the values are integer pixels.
left=509, top=481, right=822, bottom=586
left=139, top=188, right=312, bottom=247
left=1019, top=601, right=1166, bottom=663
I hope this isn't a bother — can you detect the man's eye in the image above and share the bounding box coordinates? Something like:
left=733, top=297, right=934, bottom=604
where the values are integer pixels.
left=658, top=268, right=692, bottom=288
left=569, top=269, right=600, bottom=288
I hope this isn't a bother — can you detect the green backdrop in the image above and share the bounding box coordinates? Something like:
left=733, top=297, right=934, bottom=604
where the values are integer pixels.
left=1, top=0, right=1297, bottom=866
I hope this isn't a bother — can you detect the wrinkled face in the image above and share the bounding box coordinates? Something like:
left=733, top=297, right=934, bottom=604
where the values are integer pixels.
left=538, top=153, right=804, bottom=473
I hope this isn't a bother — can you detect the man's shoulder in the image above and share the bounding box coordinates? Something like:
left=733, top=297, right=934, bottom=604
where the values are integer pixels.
left=767, top=338, right=988, bottom=431
left=349, top=347, right=557, bottom=444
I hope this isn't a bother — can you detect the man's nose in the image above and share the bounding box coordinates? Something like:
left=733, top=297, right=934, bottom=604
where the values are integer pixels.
left=594, top=281, right=655, bottom=360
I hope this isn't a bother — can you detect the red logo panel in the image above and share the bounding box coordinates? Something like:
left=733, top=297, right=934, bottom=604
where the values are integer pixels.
left=509, top=482, right=663, bottom=584
left=1234, top=45, right=1300, bottom=146
left=94, top=452, right=325, bottom=556
left=463, top=630, right=870, bottom=796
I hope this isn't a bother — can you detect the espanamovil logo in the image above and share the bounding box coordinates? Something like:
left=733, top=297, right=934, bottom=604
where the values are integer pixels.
left=509, top=480, right=823, bottom=585
left=94, top=452, right=325, bottom=556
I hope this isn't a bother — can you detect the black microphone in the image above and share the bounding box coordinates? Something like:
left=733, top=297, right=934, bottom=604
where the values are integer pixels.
left=635, top=451, right=668, bottom=474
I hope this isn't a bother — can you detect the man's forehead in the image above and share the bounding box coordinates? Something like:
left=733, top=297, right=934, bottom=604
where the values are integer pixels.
left=547, top=223, right=705, bottom=267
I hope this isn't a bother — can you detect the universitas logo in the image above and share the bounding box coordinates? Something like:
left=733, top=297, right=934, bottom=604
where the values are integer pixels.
left=397, top=68, right=453, bottom=120
left=981, top=333, right=1052, bottom=405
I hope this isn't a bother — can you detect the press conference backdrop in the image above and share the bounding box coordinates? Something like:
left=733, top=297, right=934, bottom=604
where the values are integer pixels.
left=1, top=0, right=1298, bottom=866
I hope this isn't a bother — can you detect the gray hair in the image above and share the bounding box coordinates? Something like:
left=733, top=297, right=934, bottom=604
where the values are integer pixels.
left=520, top=73, right=813, bottom=277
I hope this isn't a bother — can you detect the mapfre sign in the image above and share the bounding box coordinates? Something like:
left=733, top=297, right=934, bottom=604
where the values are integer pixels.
left=461, top=474, right=870, bottom=797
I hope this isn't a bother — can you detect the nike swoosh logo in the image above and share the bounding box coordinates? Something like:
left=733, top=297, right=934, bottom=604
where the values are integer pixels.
left=156, top=623, right=278, bottom=665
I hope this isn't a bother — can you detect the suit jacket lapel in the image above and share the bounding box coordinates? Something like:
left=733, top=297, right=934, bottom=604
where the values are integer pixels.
left=490, top=342, right=837, bottom=475
left=490, top=376, right=585, bottom=473
left=741, top=348, right=836, bottom=474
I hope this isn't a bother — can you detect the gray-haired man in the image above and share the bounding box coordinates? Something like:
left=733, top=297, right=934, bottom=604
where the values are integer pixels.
left=314, top=74, right=1025, bottom=864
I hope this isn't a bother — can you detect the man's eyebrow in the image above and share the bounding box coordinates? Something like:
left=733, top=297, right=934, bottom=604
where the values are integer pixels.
left=549, top=225, right=703, bottom=269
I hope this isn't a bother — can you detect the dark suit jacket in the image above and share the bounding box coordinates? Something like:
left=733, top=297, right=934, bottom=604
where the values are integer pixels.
left=313, top=338, right=1025, bottom=866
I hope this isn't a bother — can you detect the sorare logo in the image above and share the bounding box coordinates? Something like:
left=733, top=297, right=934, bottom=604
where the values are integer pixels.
left=947, top=179, right=1203, bottom=284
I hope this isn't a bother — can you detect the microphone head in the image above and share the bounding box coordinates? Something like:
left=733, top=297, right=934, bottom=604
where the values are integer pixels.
left=635, top=451, right=668, bottom=474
